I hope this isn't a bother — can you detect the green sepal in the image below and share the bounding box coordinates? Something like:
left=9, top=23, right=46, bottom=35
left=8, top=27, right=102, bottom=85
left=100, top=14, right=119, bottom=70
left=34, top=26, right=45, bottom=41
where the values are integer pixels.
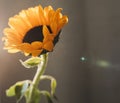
left=20, top=57, right=41, bottom=68
left=6, top=80, right=30, bottom=102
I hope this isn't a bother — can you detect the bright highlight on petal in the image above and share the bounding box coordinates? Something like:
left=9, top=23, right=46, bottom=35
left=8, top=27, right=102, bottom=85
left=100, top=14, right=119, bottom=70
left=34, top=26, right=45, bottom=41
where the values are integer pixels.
left=3, top=5, right=68, bottom=56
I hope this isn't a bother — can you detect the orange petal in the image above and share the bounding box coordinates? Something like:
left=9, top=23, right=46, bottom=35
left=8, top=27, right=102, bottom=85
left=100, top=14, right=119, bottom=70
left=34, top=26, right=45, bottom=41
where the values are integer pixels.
left=4, top=28, right=22, bottom=43
left=19, top=10, right=33, bottom=28
left=50, top=22, right=58, bottom=34
left=43, top=25, right=50, bottom=37
left=25, top=8, right=40, bottom=27
left=38, top=5, right=46, bottom=25
left=8, top=17, right=28, bottom=36
left=31, top=50, right=43, bottom=56
left=43, top=41, right=54, bottom=51
left=43, top=6, right=53, bottom=24
left=14, top=15, right=32, bottom=31
left=18, top=43, right=33, bottom=53
left=58, top=15, right=68, bottom=31
left=43, top=34, right=54, bottom=43
left=31, top=41, right=43, bottom=49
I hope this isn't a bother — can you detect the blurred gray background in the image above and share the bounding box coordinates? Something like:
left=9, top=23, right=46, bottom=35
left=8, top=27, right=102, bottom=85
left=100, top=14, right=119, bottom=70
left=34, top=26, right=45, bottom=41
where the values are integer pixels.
left=1, top=0, right=120, bottom=103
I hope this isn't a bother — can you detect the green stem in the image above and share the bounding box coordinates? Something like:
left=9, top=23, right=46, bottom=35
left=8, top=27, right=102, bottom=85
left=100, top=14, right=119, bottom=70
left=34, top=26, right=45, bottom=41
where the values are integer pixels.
left=27, top=53, right=48, bottom=103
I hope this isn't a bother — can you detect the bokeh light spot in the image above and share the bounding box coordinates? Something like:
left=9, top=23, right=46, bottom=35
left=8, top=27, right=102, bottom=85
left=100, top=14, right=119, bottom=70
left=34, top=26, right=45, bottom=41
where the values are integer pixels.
left=96, top=60, right=110, bottom=68
left=80, top=57, right=87, bottom=61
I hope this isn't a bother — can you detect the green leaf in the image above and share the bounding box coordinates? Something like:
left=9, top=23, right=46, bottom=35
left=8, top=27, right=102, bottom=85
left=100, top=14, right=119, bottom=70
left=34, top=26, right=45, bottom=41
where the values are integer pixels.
left=26, top=88, right=41, bottom=103
left=51, top=78, right=57, bottom=95
left=40, top=75, right=57, bottom=96
left=6, top=85, right=16, bottom=97
left=16, top=81, right=29, bottom=102
left=6, top=80, right=30, bottom=102
left=33, top=89, right=41, bottom=103
left=20, top=57, right=41, bottom=68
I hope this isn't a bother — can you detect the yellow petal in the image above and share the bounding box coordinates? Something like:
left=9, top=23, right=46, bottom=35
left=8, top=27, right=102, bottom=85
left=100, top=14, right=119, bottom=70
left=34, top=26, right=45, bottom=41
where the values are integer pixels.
left=4, top=28, right=22, bottom=43
left=8, top=48, right=20, bottom=53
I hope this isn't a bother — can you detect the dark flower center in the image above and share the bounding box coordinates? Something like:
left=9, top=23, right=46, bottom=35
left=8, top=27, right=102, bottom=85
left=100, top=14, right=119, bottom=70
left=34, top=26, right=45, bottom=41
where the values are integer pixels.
left=23, top=26, right=52, bottom=43
left=23, top=25, right=61, bottom=46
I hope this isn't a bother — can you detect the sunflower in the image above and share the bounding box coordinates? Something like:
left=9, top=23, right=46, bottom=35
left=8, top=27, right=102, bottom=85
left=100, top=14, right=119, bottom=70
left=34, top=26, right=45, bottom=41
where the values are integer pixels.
left=3, top=5, right=68, bottom=56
